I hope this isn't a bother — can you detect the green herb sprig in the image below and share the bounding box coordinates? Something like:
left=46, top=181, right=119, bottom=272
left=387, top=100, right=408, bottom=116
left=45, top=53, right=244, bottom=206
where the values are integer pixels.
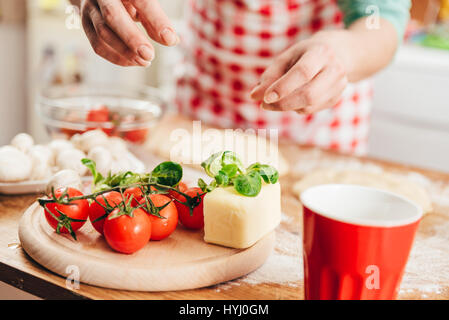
left=198, top=151, right=279, bottom=197
left=38, top=159, right=201, bottom=240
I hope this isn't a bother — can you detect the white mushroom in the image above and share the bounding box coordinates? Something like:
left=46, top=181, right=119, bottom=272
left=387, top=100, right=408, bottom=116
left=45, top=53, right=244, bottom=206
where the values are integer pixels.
left=56, top=148, right=87, bottom=176
left=70, top=133, right=82, bottom=149
left=125, top=151, right=145, bottom=173
left=10, top=133, right=34, bottom=153
left=46, top=169, right=82, bottom=194
left=48, top=139, right=74, bottom=164
left=0, top=146, right=32, bottom=182
left=29, top=149, right=52, bottom=180
left=107, top=136, right=128, bottom=159
left=74, top=129, right=109, bottom=153
left=87, top=146, right=113, bottom=176
left=28, top=144, right=53, bottom=166
left=110, top=157, right=131, bottom=174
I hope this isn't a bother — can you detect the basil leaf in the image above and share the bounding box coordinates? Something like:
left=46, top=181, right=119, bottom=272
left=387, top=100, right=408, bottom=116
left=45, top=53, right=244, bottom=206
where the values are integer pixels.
left=233, top=171, right=262, bottom=197
left=198, top=178, right=208, bottom=192
left=198, top=178, right=217, bottom=192
left=221, top=151, right=245, bottom=173
left=201, top=151, right=245, bottom=178
left=215, top=170, right=229, bottom=186
left=201, top=152, right=222, bottom=177
left=151, top=161, right=183, bottom=186
left=120, top=171, right=144, bottom=186
left=221, top=163, right=238, bottom=179
left=82, top=158, right=104, bottom=185
left=247, top=163, right=279, bottom=184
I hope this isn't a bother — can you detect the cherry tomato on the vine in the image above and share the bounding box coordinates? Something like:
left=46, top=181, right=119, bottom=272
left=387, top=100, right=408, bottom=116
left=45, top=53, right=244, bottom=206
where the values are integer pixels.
left=123, top=187, right=145, bottom=207
left=103, top=207, right=151, bottom=254
left=44, top=187, right=89, bottom=235
left=167, top=181, right=187, bottom=200
left=174, top=187, right=205, bottom=230
left=139, top=194, right=178, bottom=241
left=88, top=191, right=123, bottom=235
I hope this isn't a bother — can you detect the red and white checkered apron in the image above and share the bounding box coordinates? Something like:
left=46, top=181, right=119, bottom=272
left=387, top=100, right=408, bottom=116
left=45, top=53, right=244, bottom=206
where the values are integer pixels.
left=175, top=0, right=373, bottom=155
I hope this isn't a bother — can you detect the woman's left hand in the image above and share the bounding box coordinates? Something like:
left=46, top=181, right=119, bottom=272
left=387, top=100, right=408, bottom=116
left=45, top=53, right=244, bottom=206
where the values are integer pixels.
left=250, top=31, right=351, bottom=114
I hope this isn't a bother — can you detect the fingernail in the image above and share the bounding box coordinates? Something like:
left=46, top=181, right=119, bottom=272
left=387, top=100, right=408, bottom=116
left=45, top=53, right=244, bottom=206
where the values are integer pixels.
left=135, top=57, right=151, bottom=67
left=137, top=45, right=154, bottom=61
left=250, top=86, right=260, bottom=97
left=264, top=91, right=279, bottom=104
left=160, top=28, right=178, bottom=46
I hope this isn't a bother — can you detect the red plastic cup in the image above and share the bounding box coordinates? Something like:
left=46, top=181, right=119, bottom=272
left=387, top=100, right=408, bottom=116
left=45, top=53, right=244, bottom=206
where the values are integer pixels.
left=301, top=184, right=423, bottom=300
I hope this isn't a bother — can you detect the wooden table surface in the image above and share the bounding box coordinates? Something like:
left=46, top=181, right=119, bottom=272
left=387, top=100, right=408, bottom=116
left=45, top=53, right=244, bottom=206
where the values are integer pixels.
left=1, top=143, right=449, bottom=300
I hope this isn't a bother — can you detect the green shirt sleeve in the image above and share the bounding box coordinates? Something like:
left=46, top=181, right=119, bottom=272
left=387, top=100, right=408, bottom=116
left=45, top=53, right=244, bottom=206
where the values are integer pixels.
left=337, top=0, right=411, bottom=41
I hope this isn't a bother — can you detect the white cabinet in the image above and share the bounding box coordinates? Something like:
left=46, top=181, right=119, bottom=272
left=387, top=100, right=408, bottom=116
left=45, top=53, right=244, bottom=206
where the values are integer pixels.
left=369, top=45, right=449, bottom=172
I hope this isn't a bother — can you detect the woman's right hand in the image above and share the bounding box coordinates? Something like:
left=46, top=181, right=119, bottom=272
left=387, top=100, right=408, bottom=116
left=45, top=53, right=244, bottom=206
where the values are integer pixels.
left=79, top=0, right=178, bottom=67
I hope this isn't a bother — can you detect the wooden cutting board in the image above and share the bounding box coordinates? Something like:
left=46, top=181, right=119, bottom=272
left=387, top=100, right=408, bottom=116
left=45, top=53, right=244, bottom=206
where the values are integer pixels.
left=18, top=202, right=275, bottom=292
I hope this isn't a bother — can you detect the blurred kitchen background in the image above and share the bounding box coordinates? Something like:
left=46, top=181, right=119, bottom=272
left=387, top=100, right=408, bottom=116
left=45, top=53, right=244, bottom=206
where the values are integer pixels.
left=0, top=0, right=448, bottom=173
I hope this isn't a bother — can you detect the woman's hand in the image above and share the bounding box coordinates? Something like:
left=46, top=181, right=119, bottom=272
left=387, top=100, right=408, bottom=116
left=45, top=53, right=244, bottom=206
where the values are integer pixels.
left=79, top=0, right=178, bottom=67
left=250, top=31, right=352, bottom=114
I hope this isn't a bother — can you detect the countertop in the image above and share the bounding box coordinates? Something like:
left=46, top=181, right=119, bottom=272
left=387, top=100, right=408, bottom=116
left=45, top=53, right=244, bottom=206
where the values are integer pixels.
left=1, top=143, right=449, bottom=300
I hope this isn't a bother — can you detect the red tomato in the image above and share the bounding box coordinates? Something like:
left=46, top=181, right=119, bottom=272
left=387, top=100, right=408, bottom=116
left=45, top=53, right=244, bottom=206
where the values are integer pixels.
left=88, top=191, right=123, bottom=235
left=124, top=128, right=148, bottom=144
left=86, top=105, right=113, bottom=135
left=103, top=207, right=151, bottom=254
left=44, top=188, right=89, bottom=234
left=139, top=194, right=178, bottom=241
left=178, top=181, right=188, bottom=193
left=174, top=187, right=205, bottom=230
left=60, top=128, right=84, bottom=138
left=87, top=105, right=109, bottom=122
left=168, top=181, right=188, bottom=199
left=61, top=113, right=85, bottom=137
left=123, top=187, right=145, bottom=207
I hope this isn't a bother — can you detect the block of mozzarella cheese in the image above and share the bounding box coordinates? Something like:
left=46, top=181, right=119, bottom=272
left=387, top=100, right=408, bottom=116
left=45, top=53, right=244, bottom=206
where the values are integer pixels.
left=203, top=182, right=281, bottom=249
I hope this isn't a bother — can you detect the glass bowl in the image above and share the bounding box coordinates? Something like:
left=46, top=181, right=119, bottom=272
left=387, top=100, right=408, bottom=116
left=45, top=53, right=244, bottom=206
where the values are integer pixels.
left=37, top=83, right=166, bottom=144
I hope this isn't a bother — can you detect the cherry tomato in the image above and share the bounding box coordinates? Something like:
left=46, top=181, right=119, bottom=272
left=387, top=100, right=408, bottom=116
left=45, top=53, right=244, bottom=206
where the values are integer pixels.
left=44, top=187, right=89, bottom=234
left=88, top=191, right=123, bottom=235
left=139, top=194, right=178, bottom=241
left=123, top=187, right=145, bottom=207
left=178, top=181, right=188, bottom=192
left=124, top=128, right=148, bottom=144
left=103, top=207, right=151, bottom=254
left=168, top=181, right=188, bottom=199
left=61, top=113, right=85, bottom=137
left=60, top=127, right=84, bottom=138
left=86, top=105, right=113, bottom=135
left=175, top=187, right=205, bottom=230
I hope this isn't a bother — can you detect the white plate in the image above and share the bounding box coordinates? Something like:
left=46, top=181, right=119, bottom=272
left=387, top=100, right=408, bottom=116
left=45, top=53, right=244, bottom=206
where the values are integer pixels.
left=0, top=153, right=147, bottom=195
left=0, top=179, right=49, bottom=195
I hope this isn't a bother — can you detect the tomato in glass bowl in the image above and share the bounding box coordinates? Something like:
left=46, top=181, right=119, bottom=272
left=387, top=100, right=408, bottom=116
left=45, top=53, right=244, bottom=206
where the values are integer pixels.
left=37, top=83, right=166, bottom=144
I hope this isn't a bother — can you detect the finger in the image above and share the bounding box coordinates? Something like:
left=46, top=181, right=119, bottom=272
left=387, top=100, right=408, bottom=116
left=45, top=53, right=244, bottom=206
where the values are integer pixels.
left=82, top=12, right=135, bottom=66
left=122, top=0, right=138, bottom=21
left=263, top=45, right=328, bottom=104
left=131, top=0, right=179, bottom=46
left=303, top=78, right=347, bottom=114
left=97, top=0, right=155, bottom=61
left=298, top=65, right=347, bottom=109
left=250, top=45, right=304, bottom=101
left=88, top=4, right=149, bottom=66
left=261, top=66, right=347, bottom=112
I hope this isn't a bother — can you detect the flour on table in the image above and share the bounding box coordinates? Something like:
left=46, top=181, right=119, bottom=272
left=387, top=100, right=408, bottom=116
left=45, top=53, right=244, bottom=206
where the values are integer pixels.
left=215, top=213, right=302, bottom=292
left=400, top=220, right=449, bottom=296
